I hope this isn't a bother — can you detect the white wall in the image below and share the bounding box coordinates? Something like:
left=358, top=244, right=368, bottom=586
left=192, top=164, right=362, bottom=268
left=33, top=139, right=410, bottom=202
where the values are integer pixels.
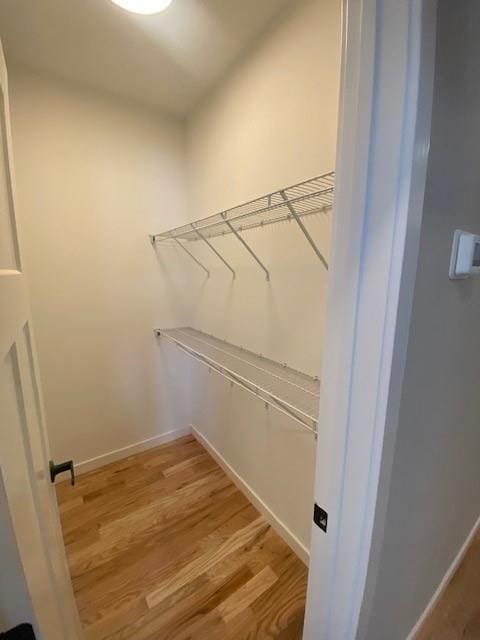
left=362, top=1, right=480, bottom=636
left=185, top=0, right=341, bottom=553
left=186, top=0, right=340, bottom=374
left=9, top=69, right=192, bottom=468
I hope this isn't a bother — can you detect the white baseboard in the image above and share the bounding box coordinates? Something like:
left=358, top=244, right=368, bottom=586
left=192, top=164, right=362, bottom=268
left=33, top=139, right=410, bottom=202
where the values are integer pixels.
left=407, top=512, right=480, bottom=639
left=191, top=425, right=309, bottom=566
left=75, top=426, right=192, bottom=475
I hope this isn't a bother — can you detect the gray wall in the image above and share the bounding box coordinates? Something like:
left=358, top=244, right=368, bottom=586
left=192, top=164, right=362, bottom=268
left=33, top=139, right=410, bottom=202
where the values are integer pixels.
left=363, top=1, right=480, bottom=637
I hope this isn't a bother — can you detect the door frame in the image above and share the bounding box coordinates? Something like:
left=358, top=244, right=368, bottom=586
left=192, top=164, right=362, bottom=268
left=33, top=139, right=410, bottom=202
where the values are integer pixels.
left=304, top=1, right=437, bottom=638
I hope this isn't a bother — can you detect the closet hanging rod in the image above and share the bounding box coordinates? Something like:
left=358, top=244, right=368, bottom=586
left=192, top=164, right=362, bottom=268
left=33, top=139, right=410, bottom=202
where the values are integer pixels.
left=155, top=327, right=319, bottom=434
left=173, top=327, right=320, bottom=399
left=149, top=172, right=334, bottom=248
left=173, top=338, right=314, bottom=434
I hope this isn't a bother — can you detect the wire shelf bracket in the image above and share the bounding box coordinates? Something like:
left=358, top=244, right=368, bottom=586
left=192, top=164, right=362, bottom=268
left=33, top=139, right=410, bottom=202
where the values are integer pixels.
left=192, top=223, right=236, bottom=279
left=221, top=213, right=270, bottom=281
left=150, top=172, right=334, bottom=277
left=155, top=327, right=319, bottom=435
left=173, top=235, right=210, bottom=277
left=279, top=190, right=329, bottom=269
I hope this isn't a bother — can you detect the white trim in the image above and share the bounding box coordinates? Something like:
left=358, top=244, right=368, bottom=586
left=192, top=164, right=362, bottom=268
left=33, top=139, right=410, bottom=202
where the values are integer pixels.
left=75, top=426, right=192, bottom=475
left=191, top=425, right=309, bottom=566
left=406, top=514, right=480, bottom=640
left=303, top=1, right=437, bottom=638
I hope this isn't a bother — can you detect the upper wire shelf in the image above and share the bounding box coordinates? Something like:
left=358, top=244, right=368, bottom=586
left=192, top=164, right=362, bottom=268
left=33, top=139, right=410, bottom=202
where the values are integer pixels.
left=150, top=172, right=334, bottom=279
left=156, top=327, right=320, bottom=435
left=151, top=173, right=334, bottom=243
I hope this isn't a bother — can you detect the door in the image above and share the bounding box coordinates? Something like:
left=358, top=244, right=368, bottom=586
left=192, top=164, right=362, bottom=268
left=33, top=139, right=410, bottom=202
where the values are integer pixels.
left=0, top=42, right=82, bottom=639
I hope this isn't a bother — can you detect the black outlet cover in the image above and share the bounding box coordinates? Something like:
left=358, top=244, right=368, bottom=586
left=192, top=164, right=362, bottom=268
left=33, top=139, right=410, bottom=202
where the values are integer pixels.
left=313, top=503, right=328, bottom=533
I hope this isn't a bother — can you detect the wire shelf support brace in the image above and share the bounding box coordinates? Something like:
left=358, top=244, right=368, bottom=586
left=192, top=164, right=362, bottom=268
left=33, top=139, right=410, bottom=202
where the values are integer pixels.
left=173, top=235, right=210, bottom=277
left=192, top=223, right=236, bottom=278
left=221, top=213, right=270, bottom=281
left=279, top=190, right=329, bottom=269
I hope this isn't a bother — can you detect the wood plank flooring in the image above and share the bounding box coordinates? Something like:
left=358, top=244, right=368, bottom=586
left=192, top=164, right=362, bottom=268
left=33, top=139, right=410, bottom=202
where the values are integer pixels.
left=416, top=531, right=480, bottom=640
left=56, top=435, right=308, bottom=640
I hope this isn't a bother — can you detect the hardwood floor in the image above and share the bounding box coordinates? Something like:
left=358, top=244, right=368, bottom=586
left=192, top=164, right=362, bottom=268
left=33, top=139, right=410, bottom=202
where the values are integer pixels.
left=416, top=531, right=480, bottom=640
left=56, top=435, right=308, bottom=640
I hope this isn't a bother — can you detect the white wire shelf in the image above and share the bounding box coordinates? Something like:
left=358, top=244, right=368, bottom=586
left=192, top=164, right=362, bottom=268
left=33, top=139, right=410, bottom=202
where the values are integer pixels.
left=156, top=327, right=320, bottom=435
left=150, top=172, right=334, bottom=279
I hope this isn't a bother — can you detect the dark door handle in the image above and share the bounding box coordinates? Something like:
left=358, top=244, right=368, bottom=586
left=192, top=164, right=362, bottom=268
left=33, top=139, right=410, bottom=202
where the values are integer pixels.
left=49, top=460, right=75, bottom=486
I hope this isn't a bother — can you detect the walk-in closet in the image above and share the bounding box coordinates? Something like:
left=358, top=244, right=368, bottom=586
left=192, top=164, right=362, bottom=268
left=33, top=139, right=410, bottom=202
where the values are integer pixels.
left=0, top=0, right=341, bottom=637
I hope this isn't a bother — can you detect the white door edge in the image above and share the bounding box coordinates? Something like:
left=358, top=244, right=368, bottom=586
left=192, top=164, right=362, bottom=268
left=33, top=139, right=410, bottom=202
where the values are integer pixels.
left=303, top=1, right=437, bottom=638
left=0, top=39, right=83, bottom=639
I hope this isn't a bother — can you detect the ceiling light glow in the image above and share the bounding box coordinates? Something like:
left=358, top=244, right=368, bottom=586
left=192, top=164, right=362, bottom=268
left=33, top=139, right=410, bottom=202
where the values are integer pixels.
left=110, top=0, right=173, bottom=15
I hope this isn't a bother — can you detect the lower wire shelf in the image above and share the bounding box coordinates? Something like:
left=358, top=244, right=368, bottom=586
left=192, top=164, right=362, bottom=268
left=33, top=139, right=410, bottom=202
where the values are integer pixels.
left=155, top=327, right=319, bottom=435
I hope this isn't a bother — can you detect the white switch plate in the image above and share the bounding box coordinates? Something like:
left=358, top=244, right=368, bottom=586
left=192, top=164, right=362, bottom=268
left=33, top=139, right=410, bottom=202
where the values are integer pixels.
left=449, top=229, right=480, bottom=279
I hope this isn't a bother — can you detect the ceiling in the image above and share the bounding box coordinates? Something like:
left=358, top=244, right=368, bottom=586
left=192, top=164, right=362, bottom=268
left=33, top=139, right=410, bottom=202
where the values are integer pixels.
left=0, top=0, right=291, bottom=117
